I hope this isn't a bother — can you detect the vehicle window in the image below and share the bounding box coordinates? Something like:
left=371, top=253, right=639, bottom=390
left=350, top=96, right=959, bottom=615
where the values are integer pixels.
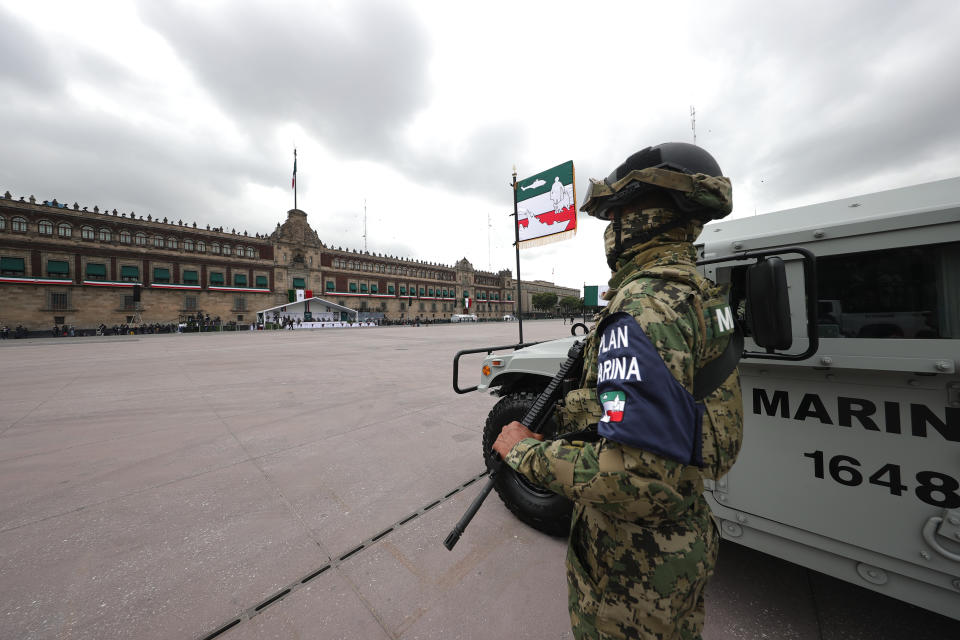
left=818, top=242, right=958, bottom=339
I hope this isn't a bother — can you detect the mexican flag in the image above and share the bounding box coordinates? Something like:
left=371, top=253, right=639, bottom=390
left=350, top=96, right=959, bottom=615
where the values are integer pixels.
left=599, top=390, right=625, bottom=423
left=516, top=160, right=576, bottom=248
left=584, top=284, right=610, bottom=308
left=463, top=296, right=472, bottom=309
left=292, top=148, right=297, bottom=189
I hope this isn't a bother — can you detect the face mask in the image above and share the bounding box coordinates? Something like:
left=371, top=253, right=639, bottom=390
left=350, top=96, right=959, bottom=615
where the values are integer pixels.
left=603, top=219, right=619, bottom=270
left=603, top=208, right=706, bottom=271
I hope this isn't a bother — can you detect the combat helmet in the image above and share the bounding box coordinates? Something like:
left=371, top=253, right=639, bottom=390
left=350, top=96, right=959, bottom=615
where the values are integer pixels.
left=581, top=142, right=733, bottom=267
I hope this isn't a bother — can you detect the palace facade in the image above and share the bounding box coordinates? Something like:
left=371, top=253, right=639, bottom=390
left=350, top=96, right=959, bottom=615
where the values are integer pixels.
left=0, top=192, right=577, bottom=329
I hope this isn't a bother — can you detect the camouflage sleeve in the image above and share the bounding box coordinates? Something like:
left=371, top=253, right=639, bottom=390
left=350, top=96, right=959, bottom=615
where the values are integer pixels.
left=504, top=437, right=694, bottom=522
left=623, top=287, right=699, bottom=389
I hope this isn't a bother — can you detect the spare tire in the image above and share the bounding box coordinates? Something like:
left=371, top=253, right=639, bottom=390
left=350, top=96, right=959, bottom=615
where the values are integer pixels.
left=482, top=391, right=573, bottom=537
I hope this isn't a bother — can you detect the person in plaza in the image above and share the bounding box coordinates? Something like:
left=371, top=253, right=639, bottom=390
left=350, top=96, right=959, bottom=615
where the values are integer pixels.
left=493, top=143, right=744, bottom=640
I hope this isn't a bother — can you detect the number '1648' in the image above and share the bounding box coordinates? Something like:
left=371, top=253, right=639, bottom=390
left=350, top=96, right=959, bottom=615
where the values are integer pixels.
left=802, top=451, right=960, bottom=509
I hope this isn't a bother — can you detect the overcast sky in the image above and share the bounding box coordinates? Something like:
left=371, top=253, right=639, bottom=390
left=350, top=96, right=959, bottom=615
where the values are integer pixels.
left=2, top=0, right=959, bottom=291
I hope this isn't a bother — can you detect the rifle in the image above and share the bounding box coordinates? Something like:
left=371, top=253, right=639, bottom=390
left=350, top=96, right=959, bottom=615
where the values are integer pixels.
left=444, top=339, right=585, bottom=550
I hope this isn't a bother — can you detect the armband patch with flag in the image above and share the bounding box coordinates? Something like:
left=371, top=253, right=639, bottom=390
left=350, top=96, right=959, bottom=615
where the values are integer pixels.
left=595, top=311, right=705, bottom=466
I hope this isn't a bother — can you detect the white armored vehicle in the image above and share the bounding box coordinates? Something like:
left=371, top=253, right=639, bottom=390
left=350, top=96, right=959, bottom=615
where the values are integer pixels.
left=454, top=177, right=960, bottom=619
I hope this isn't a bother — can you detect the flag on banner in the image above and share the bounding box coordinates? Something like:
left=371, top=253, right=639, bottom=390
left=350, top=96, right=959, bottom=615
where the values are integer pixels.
left=583, top=284, right=609, bottom=307
left=516, top=160, right=576, bottom=248
left=292, top=149, right=297, bottom=189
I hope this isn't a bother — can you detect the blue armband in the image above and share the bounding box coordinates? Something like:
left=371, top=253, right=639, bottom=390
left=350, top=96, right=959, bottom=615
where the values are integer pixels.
left=595, top=311, right=704, bottom=466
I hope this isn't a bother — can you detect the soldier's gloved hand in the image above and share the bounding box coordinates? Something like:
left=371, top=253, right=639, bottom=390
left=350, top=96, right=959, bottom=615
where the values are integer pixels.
left=492, top=421, right=543, bottom=459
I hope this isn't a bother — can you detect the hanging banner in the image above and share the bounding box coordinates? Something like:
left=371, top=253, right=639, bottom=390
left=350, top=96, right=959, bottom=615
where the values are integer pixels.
left=516, top=160, right=576, bottom=248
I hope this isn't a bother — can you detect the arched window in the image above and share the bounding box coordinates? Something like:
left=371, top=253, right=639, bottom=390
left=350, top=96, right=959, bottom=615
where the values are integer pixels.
left=166, top=237, right=177, bottom=249
left=12, top=217, right=27, bottom=232
left=222, top=245, right=231, bottom=256
left=0, top=216, right=5, bottom=231
left=98, top=228, right=112, bottom=242
left=196, top=241, right=206, bottom=253
left=246, top=247, right=255, bottom=258
left=120, top=230, right=131, bottom=244
left=81, top=225, right=94, bottom=240
left=39, top=220, right=53, bottom=235
left=211, top=243, right=220, bottom=254
left=184, top=238, right=194, bottom=251
left=57, top=223, right=72, bottom=238
left=153, top=235, right=163, bottom=248
left=135, top=233, right=148, bottom=246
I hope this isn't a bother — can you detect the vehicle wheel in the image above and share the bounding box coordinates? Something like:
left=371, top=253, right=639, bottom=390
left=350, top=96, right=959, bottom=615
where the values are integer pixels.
left=571, top=322, right=589, bottom=336
left=482, top=392, right=573, bottom=537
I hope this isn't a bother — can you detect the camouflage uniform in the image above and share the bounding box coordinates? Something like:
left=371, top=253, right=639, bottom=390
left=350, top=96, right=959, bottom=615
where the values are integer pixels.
left=504, top=196, right=743, bottom=639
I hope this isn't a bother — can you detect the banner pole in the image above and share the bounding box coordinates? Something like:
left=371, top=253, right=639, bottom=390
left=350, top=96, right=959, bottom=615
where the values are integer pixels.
left=583, top=281, right=587, bottom=323
left=512, top=167, right=523, bottom=344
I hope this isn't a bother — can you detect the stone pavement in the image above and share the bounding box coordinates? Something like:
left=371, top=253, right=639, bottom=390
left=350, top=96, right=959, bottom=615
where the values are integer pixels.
left=0, top=320, right=957, bottom=639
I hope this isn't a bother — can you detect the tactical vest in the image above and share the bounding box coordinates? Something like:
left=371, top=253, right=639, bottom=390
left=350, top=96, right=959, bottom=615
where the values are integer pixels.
left=558, top=263, right=743, bottom=480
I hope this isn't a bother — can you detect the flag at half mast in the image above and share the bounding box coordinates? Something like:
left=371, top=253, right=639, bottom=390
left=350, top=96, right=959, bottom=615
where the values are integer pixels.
left=516, top=160, right=576, bottom=248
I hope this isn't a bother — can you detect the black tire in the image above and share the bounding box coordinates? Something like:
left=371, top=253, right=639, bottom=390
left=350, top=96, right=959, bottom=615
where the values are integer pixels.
left=571, top=322, right=589, bottom=336
left=482, top=392, right=573, bottom=537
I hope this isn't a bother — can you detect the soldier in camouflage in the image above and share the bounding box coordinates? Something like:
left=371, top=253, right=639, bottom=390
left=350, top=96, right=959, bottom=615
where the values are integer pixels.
left=493, top=143, right=744, bottom=640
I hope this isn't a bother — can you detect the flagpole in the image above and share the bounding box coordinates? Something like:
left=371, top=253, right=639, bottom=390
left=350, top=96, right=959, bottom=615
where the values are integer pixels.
left=512, top=167, right=523, bottom=344
left=293, top=148, right=298, bottom=210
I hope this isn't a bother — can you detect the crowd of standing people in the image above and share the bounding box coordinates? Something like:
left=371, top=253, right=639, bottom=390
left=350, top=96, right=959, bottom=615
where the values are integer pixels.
left=0, top=325, right=29, bottom=339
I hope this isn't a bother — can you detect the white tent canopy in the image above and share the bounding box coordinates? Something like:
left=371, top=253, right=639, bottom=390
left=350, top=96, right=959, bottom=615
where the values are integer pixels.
left=256, top=297, right=358, bottom=325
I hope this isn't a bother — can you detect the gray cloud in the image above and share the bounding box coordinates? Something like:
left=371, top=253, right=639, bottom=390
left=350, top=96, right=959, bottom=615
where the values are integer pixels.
left=691, top=0, right=960, bottom=206
left=137, top=0, right=431, bottom=158
left=400, top=121, right=530, bottom=196
left=0, top=7, right=62, bottom=95
left=136, top=1, right=534, bottom=201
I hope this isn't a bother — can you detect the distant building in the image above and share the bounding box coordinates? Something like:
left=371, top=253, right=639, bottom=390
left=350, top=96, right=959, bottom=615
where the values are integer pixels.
left=508, top=277, right=580, bottom=316
left=0, top=192, right=576, bottom=329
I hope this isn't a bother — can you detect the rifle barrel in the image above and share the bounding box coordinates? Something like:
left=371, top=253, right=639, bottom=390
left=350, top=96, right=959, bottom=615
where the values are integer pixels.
left=443, top=473, right=498, bottom=550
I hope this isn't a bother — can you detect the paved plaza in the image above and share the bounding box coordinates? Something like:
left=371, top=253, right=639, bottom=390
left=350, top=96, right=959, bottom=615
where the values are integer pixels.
left=1, top=321, right=957, bottom=639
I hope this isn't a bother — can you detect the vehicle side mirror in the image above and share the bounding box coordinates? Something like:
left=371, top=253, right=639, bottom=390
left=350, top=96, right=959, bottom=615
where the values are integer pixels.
left=746, top=257, right=792, bottom=350
left=698, top=247, right=819, bottom=361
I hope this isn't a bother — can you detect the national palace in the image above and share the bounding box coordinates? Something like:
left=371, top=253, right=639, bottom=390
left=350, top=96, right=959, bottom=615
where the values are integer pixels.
left=0, top=191, right=578, bottom=330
